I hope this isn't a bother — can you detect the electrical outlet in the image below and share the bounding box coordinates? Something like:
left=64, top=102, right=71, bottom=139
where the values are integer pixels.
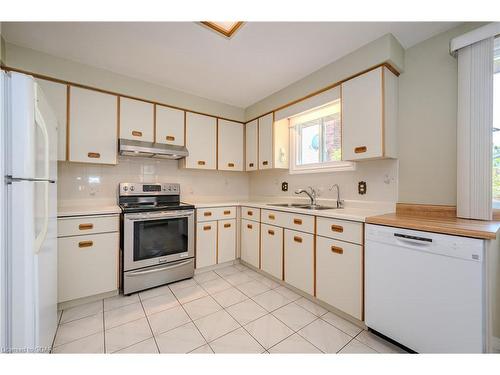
left=281, top=182, right=288, bottom=192
left=358, top=181, right=367, bottom=195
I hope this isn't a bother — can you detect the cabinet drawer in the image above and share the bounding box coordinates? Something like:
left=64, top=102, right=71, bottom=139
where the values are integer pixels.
left=316, top=217, right=363, bottom=244
left=316, top=237, right=362, bottom=319
left=58, top=232, right=119, bottom=302
left=262, top=209, right=314, bottom=233
left=261, top=224, right=283, bottom=280
left=241, top=206, right=260, bottom=221
left=284, top=229, right=314, bottom=295
left=197, top=206, right=236, bottom=222
left=58, top=215, right=119, bottom=237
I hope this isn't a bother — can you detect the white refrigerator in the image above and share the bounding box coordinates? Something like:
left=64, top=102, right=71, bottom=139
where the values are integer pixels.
left=1, top=71, right=58, bottom=353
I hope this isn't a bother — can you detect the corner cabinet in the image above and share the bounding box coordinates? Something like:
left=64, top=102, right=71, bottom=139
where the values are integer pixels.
left=119, top=97, right=154, bottom=142
left=341, top=66, right=398, bottom=161
left=245, top=114, right=289, bottom=171
left=68, top=87, right=118, bottom=165
left=218, top=119, right=244, bottom=171
left=183, top=112, right=217, bottom=169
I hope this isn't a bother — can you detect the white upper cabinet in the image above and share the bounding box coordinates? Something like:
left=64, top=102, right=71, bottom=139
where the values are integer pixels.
left=155, top=105, right=185, bottom=146
left=258, top=113, right=273, bottom=169
left=341, top=66, right=398, bottom=161
left=184, top=112, right=217, bottom=169
left=245, top=120, right=258, bottom=171
left=218, top=119, right=244, bottom=171
left=36, top=79, right=67, bottom=161
left=69, top=87, right=118, bottom=165
left=119, top=97, right=154, bottom=142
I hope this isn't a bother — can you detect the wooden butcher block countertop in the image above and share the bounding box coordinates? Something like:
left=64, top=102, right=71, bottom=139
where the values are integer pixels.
left=366, top=204, right=500, bottom=240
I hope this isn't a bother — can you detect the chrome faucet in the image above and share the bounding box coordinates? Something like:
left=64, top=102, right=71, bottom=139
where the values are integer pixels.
left=295, top=186, right=317, bottom=206
left=329, top=184, right=344, bottom=209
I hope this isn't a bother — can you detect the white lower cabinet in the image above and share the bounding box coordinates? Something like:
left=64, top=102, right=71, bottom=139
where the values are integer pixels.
left=218, top=219, right=236, bottom=263
left=58, top=225, right=119, bottom=303
left=316, top=236, right=363, bottom=319
left=241, top=219, right=260, bottom=268
left=284, top=229, right=314, bottom=295
left=260, top=224, right=283, bottom=280
left=196, top=221, right=217, bottom=268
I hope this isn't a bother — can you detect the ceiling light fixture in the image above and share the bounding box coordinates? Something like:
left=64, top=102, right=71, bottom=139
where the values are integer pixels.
left=200, top=22, right=244, bottom=38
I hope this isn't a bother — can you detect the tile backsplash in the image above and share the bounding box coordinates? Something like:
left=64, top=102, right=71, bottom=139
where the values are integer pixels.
left=57, top=157, right=250, bottom=206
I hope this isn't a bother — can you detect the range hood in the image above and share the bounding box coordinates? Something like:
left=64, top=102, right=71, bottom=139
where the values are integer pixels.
left=119, top=139, right=189, bottom=159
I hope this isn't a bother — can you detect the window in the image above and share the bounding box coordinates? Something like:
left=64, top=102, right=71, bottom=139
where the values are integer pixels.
left=493, top=37, right=500, bottom=208
left=289, top=101, right=354, bottom=173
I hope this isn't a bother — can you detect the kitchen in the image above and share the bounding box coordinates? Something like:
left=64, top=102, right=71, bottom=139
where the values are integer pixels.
left=1, top=4, right=500, bottom=371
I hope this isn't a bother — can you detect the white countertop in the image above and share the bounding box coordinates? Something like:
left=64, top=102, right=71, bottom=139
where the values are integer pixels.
left=188, top=199, right=395, bottom=222
left=57, top=204, right=121, bottom=218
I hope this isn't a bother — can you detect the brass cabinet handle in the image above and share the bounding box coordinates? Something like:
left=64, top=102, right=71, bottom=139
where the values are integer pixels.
left=203, top=212, right=212, bottom=217
left=223, top=210, right=231, bottom=215
left=331, top=246, right=344, bottom=254
left=79, top=223, right=94, bottom=230
left=166, top=135, right=175, bottom=141
left=203, top=225, right=211, bottom=231
left=249, top=163, right=254, bottom=167
left=354, top=146, right=367, bottom=154
left=293, top=218, right=302, bottom=225
left=262, top=160, right=269, bottom=166
left=268, top=229, right=275, bottom=235
left=78, top=241, right=93, bottom=248
left=293, top=236, right=302, bottom=243
left=247, top=210, right=253, bottom=216
left=132, top=130, right=143, bottom=137
left=227, top=163, right=235, bottom=167
left=331, top=224, right=344, bottom=233
left=224, top=223, right=231, bottom=228
left=268, top=214, right=275, bottom=220
left=247, top=224, right=253, bottom=229
left=87, top=152, right=100, bottom=158
left=198, top=160, right=206, bottom=165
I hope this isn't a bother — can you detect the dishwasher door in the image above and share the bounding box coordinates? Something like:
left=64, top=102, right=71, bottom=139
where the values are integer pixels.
left=365, top=224, right=485, bottom=353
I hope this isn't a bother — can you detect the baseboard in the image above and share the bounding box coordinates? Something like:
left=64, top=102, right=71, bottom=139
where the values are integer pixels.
left=57, top=289, right=119, bottom=311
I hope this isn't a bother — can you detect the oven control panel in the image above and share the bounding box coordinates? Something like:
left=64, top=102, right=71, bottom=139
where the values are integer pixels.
left=119, top=182, right=180, bottom=196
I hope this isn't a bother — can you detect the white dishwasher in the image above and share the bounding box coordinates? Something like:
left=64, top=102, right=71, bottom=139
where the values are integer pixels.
left=365, top=224, right=486, bottom=353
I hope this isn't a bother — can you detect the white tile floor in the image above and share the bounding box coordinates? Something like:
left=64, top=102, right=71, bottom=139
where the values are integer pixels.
left=52, top=263, right=407, bottom=354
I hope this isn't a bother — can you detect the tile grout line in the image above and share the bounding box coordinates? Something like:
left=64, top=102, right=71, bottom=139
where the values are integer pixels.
left=138, top=290, right=161, bottom=354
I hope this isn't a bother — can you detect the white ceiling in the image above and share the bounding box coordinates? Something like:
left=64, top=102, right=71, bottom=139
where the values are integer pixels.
left=2, top=22, right=460, bottom=108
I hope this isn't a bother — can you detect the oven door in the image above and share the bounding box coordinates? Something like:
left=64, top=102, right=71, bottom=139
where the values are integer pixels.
left=123, top=210, right=194, bottom=271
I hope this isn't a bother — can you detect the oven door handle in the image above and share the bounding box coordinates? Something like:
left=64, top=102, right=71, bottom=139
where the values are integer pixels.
left=125, top=210, right=194, bottom=221
left=126, top=260, right=193, bottom=276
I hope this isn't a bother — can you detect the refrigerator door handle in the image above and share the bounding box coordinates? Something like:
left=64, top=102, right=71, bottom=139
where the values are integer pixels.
left=33, top=107, right=50, bottom=254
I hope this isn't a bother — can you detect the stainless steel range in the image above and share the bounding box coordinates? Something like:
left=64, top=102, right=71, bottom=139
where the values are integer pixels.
left=119, top=182, right=195, bottom=295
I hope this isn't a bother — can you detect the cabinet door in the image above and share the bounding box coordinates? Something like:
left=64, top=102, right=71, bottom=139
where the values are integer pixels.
left=36, top=79, right=67, bottom=161
left=184, top=113, right=217, bottom=169
left=69, top=87, right=118, bottom=164
left=218, top=219, right=236, bottom=263
left=155, top=105, right=185, bottom=146
left=218, top=119, right=244, bottom=171
left=196, top=221, right=217, bottom=268
left=261, top=224, right=283, bottom=280
left=284, top=229, right=314, bottom=295
left=245, top=120, right=258, bottom=171
left=119, top=97, right=154, bottom=142
left=241, top=219, right=260, bottom=268
left=58, top=232, right=118, bottom=302
left=316, top=236, right=362, bottom=319
left=342, top=67, right=383, bottom=160
left=258, top=113, right=273, bottom=169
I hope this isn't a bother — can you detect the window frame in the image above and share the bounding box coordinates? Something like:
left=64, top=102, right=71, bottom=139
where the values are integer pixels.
left=289, top=101, right=355, bottom=174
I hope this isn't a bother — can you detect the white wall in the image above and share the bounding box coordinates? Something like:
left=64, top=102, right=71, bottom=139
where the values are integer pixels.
left=58, top=157, right=250, bottom=207
left=4, top=42, right=245, bottom=122
left=397, top=22, right=485, bottom=205
left=249, top=159, right=398, bottom=203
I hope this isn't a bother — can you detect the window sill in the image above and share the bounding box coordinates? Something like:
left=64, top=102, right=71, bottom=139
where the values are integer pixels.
left=289, top=162, right=356, bottom=174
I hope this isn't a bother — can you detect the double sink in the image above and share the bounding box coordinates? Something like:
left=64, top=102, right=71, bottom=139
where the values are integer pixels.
left=267, top=203, right=340, bottom=210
